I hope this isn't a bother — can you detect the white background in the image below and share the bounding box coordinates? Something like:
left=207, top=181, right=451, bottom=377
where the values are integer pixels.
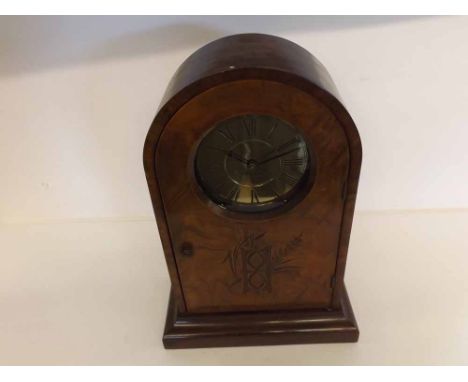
left=1, top=15, right=468, bottom=366
left=1, top=15, right=468, bottom=223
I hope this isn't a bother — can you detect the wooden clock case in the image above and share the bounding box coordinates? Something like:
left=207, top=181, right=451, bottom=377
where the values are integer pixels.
left=143, top=34, right=362, bottom=349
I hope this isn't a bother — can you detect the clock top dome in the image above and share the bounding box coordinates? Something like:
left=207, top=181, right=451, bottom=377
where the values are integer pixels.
left=158, top=33, right=341, bottom=110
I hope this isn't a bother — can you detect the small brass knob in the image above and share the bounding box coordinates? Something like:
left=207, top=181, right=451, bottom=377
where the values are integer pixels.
left=180, top=242, right=194, bottom=257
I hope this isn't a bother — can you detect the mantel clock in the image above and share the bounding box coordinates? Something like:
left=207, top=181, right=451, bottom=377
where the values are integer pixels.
left=143, top=33, right=362, bottom=348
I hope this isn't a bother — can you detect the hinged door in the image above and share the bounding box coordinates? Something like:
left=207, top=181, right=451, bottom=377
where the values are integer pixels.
left=155, top=80, right=349, bottom=313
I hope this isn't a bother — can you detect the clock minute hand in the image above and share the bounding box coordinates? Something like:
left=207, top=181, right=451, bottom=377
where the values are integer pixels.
left=257, top=146, right=301, bottom=165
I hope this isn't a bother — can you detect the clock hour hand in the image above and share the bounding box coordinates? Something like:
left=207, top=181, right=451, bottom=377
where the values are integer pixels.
left=207, top=146, right=249, bottom=164
left=228, top=150, right=250, bottom=165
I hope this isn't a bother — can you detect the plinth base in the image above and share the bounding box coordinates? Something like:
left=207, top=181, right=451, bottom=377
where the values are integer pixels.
left=163, top=286, right=359, bottom=349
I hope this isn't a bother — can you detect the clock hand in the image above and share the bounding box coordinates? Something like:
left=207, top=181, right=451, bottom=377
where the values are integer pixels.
left=256, top=136, right=300, bottom=164
left=228, top=150, right=251, bottom=165
left=257, top=146, right=301, bottom=165
left=207, top=146, right=250, bottom=164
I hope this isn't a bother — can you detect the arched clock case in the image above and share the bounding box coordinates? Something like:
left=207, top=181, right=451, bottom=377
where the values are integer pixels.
left=143, top=33, right=362, bottom=349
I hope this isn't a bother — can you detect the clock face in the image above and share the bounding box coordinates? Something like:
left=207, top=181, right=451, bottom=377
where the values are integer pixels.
left=195, top=114, right=312, bottom=213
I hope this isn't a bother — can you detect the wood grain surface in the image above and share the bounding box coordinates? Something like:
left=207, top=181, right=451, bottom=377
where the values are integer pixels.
left=143, top=33, right=361, bottom=347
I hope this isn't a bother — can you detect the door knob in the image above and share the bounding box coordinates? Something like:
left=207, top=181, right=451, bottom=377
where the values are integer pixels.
left=180, top=242, right=193, bottom=257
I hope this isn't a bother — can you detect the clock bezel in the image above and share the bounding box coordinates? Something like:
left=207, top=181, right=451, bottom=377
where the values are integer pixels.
left=189, top=112, right=318, bottom=220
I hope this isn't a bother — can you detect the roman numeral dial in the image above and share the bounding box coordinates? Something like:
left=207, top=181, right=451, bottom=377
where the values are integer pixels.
left=216, top=126, right=236, bottom=143
left=279, top=171, right=301, bottom=188
left=242, top=116, right=257, bottom=138
left=281, top=157, right=306, bottom=167
left=195, top=114, right=314, bottom=213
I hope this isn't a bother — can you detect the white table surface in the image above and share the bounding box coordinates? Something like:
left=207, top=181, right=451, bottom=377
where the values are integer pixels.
left=1, top=209, right=467, bottom=365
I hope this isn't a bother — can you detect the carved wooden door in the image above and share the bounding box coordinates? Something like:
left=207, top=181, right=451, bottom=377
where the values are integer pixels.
left=155, top=80, right=349, bottom=313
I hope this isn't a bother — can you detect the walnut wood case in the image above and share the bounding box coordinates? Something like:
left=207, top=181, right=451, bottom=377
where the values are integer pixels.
left=143, top=33, right=362, bottom=349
